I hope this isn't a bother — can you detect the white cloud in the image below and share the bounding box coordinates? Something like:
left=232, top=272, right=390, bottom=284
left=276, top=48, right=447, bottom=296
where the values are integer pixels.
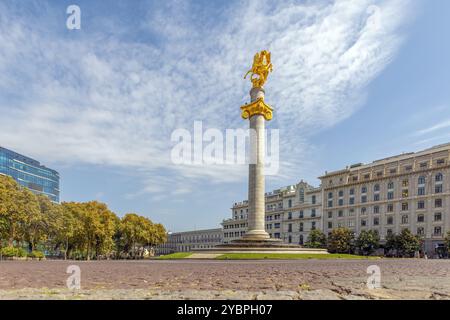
left=0, top=0, right=413, bottom=196
left=415, top=119, right=450, bottom=136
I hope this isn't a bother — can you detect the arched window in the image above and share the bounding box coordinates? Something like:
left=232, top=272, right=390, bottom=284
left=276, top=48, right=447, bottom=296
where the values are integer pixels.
left=436, top=173, right=443, bottom=182
left=418, top=176, right=426, bottom=185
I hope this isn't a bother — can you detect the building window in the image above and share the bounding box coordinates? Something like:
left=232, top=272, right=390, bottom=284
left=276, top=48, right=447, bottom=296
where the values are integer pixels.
left=288, top=212, right=292, bottom=220
left=288, top=235, right=292, bottom=243
left=361, top=219, right=367, bottom=227
left=434, top=212, right=442, bottom=222
left=387, top=204, right=394, bottom=212
left=338, top=199, right=344, bottom=206
left=288, top=223, right=292, bottom=232
left=437, top=159, right=445, bottom=165
left=299, top=223, right=303, bottom=232
left=387, top=216, right=394, bottom=225
left=328, top=200, right=333, bottom=208
left=373, top=217, right=379, bottom=226
left=311, top=222, right=316, bottom=230
left=434, top=227, right=442, bottom=236
left=374, top=184, right=380, bottom=192
left=418, top=176, right=425, bottom=185
left=373, top=206, right=380, bottom=214
left=374, top=194, right=380, bottom=201
left=418, top=187, right=425, bottom=196
left=311, top=209, right=316, bottom=217
left=402, top=202, right=409, bottom=211
left=435, top=184, right=443, bottom=194
left=348, top=220, right=355, bottom=228
left=311, top=195, right=316, bottom=204
left=338, top=190, right=344, bottom=197
left=417, top=201, right=425, bottom=210
left=420, top=162, right=428, bottom=168
left=299, top=211, right=304, bottom=218
left=328, top=211, right=333, bottom=219
left=417, top=214, right=425, bottom=223
left=387, top=192, right=394, bottom=200
left=388, top=182, right=394, bottom=189
left=401, top=215, right=409, bottom=224
left=328, top=192, right=333, bottom=199
left=435, top=199, right=443, bottom=208
left=299, top=235, right=304, bottom=245
left=361, top=186, right=367, bottom=194
left=435, top=173, right=443, bottom=182
left=349, top=197, right=355, bottom=205
left=349, top=209, right=355, bottom=217
left=377, top=171, right=383, bottom=177
left=299, top=188, right=305, bottom=203
left=417, top=227, right=424, bottom=236
left=349, top=188, right=355, bottom=195
left=288, top=199, right=292, bottom=208
left=402, top=189, right=409, bottom=198
left=361, top=195, right=367, bottom=203
left=328, top=221, right=333, bottom=229
left=402, top=179, right=409, bottom=187
left=361, top=207, right=367, bottom=215
left=338, top=210, right=344, bottom=217
left=387, top=229, right=393, bottom=236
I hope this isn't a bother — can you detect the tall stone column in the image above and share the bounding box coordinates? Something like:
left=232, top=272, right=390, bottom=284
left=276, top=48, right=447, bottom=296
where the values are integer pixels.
left=242, top=87, right=270, bottom=241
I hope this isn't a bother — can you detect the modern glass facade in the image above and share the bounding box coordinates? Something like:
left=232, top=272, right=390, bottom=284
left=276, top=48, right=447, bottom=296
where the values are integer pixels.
left=0, top=146, right=60, bottom=202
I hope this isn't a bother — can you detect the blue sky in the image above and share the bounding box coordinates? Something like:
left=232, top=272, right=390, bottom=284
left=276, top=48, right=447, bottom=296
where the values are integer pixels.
left=0, top=0, right=449, bottom=232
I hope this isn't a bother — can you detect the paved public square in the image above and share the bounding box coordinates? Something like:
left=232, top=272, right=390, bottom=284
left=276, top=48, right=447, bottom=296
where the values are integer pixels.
left=0, top=259, right=450, bottom=299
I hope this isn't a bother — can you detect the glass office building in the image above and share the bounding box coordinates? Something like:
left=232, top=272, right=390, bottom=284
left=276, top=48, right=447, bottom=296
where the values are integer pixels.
left=0, top=146, right=60, bottom=202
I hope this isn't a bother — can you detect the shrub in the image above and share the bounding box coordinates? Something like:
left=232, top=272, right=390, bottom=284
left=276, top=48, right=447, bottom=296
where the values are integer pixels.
left=0, top=246, right=27, bottom=258
left=28, top=250, right=45, bottom=259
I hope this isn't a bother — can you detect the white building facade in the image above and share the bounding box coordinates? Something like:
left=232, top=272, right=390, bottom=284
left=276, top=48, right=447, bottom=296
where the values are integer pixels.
left=156, top=228, right=223, bottom=255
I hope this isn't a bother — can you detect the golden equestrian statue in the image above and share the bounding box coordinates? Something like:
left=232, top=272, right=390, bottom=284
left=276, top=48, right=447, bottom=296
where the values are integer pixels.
left=244, top=50, right=273, bottom=88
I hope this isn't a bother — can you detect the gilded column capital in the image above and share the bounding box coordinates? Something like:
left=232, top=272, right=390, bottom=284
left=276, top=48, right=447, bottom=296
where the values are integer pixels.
left=240, top=98, right=273, bottom=121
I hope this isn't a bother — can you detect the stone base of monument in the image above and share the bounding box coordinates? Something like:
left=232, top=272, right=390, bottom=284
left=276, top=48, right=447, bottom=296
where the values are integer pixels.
left=190, top=239, right=328, bottom=257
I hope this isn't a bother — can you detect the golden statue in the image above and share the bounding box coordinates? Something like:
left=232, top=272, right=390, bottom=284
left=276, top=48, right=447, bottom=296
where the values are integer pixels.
left=244, top=50, right=273, bottom=88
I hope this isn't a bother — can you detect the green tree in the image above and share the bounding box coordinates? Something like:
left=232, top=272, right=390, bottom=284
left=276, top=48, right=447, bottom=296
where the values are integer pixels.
left=444, top=232, right=450, bottom=257
left=305, top=229, right=327, bottom=248
left=0, top=175, right=40, bottom=247
left=356, top=230, right=380, bottom=256
left=396, top=229, right=421, bottom=257
left=327, top=228, right=355, bottom=254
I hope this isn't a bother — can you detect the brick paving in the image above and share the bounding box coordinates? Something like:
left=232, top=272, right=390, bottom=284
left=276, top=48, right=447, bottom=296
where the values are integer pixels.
left=0, top=259, right=449, bottom=299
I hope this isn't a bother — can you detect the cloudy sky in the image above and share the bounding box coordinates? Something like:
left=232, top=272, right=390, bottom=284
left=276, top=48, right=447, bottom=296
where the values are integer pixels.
left=0, top=0, right=449, bottom=232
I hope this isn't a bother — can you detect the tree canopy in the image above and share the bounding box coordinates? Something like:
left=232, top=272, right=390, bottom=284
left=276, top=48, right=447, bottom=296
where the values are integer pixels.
left=0, top=175, right=167, bottom=259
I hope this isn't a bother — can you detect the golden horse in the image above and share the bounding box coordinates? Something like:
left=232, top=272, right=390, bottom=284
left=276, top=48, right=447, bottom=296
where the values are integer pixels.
left=244, top=50, right=273, bottom=88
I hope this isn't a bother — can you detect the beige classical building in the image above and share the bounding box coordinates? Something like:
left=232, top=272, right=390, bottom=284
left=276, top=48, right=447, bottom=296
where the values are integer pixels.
left=156, top=228, right=223, bottom=255
left=224, top=143, right=450, bottom=255
left=320, top=143, right=450, bottom=253
left=223, top=181, right=322, bottom=245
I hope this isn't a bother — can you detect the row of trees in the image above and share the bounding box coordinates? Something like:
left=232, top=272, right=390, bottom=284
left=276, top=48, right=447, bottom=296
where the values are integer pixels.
left=305, top=227, right=450, bottom=257
left=0, top=175, right=167, bottom=259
